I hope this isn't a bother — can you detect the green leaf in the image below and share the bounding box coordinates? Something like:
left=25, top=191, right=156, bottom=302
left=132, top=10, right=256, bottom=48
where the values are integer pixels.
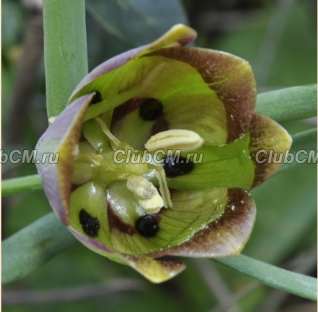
left=43, top=0, right=88, bottom=118
left=256, top=85, right=317, bottom=123
left=213, top=254, right=317, bottom=301
left=2, top=213, right=80, bottom=285
left=1, top=175, right=42, bottom=197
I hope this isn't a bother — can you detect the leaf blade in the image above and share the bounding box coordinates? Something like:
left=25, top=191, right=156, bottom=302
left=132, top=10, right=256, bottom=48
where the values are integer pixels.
left=214, top=254, right=317, bottom=301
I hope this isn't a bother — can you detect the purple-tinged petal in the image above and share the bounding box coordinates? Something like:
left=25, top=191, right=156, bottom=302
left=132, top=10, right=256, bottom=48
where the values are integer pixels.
left=35, top=94, right=93, bottom=224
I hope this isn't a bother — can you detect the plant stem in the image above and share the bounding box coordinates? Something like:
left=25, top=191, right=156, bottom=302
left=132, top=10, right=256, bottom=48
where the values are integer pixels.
left=43, top=0, right=88, bottom=119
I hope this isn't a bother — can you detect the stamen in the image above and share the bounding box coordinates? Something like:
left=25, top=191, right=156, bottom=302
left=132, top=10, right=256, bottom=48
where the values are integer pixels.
left=94, top=117, right=122, bottom=151
left=145, top=129, right=204, bottom=152
left=155, top=167, right=173, bottom=208
left=127, top=175, right=163, bottom=213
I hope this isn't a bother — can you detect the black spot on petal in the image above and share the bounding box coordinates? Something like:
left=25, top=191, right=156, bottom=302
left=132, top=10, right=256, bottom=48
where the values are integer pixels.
left=135, top=215, right=159, bottom=237
left=79, top=209, right=100, bottom=237
left=163, top=156, right=194, bottom=178
left=139, top=98, right=163, bottom=121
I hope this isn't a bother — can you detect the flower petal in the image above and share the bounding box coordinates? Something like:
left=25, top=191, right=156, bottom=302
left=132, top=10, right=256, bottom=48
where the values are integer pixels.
left=249, top=113, right=292, bottom=188
left=69, top=227, right=186, bottom=283
left=165, top=134, right=255, bottom=191
left=72, top=46, right=256, bottom=149
left=149, top=188, right=256, bottom=258
left=106, top=182, right=229, bottom=255
left=70, top=24, right=197, bottom=100
left=146, top=47, right=256, bottom=143
left=35, top=94, right=93, bottom=223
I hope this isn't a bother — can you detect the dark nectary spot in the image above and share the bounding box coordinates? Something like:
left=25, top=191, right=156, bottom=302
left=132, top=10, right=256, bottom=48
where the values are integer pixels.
left=79, top=209, right=100, bottom=237
left=139, top=98, right=163, bottom=121
left=111, top=98, right=141, bottom=128
left=90, top=91, right=103, bottom=105
left=163, top=156, right=194, bottom=178
left=150, top=117, right=169, bottom=136
left=108, top=204, right=136, bottom=235
left=135, top=215, right=159, bottom=237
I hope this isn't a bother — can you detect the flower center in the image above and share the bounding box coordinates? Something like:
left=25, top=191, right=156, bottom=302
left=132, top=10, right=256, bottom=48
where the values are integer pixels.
left=72, top=117, right=204, bottom=216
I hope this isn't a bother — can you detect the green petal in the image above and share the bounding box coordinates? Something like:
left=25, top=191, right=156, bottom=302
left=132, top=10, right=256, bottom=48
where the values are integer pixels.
left=146, top=47, right=256, bottom=144
left=69, top=227, right=186, bottom=283
left=150, top=188, right=256, bottom=258
left=166, top=133, right=255, bottom=190
left=69, top=181, right=112, bottom=246
left=72, top=47, right=256, bottom=148
left=107, top=182, right=228, bottom=255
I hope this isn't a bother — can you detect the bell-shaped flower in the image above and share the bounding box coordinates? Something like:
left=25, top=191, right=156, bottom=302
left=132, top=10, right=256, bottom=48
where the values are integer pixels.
left=36, top=24, right=292, bottom=283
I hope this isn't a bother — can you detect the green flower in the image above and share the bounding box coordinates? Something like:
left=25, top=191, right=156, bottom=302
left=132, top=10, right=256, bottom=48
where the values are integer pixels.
left=36, top=24, right=292, bottom=283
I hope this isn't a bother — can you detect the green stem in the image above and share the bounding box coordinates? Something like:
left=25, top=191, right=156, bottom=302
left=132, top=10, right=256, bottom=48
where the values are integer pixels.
left=43, top=0, right=88, bottom=119
left=256, top=84, right=317, bottom=123
left=213, top=254, right=317, bottom=301
left=1, top=175, right=43, bottom=197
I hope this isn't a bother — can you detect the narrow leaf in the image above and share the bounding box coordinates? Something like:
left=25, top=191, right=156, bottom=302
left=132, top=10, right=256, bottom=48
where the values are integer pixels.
left=256, top=84, right=317, bottom=123
left=214, top=254, right=317, bottom=301
left=43, top=0, right=88, bottom=118
left=277, top=128, right=317, bottom=174
left=2, top=175, right=42, bottom=197
left=2, top=213, right=80, bottom=285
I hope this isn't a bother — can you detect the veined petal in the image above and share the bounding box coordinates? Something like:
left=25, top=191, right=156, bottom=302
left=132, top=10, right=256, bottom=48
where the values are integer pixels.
left=105, top=182, right=229, bottom=255
left=68, top=227, right=186, bottom=283
left=149, top=189, right=256, bottom=258
left=71, top=47, right=256, bottom=149
left=70, top=24, right=197, bottom=100
left=145, top=47, right=256, bottom=143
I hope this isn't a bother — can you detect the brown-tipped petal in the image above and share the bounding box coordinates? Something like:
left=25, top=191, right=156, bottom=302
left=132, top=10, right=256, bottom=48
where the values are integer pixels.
left=249, top=113, right=292, bottom=188
left=149, top=189, right=256, bottom=258
left=70, top=24, right=196, bottom=100
left=146, top=47, right=256, bottom=143
left=35, top=94, right=94, bottom=224
left=69, top=227, right=186, bottom=283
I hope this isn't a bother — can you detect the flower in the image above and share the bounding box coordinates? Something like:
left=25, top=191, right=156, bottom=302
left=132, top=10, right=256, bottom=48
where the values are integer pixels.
left=35, top=24, right=292, bottom=283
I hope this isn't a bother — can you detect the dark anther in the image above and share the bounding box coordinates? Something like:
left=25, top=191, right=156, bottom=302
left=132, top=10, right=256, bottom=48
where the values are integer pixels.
left=163, top=156, right=194, bottom=178
left=135, top=215, right=159, bottom=237
left=139, top=98, right=163, bottom=121
left=90, top=91, right=103, bottom=105
left=79, top=209, right=100, bottom=237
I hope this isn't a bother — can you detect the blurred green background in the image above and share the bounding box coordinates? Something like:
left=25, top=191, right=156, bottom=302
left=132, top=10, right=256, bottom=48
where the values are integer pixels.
left=2, top=0, right=317, bottom=311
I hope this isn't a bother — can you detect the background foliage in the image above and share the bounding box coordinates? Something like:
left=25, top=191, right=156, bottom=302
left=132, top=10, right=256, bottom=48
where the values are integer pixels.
left=2, top=0, right=317, bottom=311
